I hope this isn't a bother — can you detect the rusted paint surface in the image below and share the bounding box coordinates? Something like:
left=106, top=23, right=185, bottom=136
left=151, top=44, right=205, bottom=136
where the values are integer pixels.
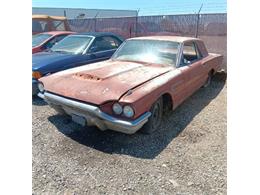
left=40, top=60, right=172, bottom=105
left=40, top=36, right=223, bottom=119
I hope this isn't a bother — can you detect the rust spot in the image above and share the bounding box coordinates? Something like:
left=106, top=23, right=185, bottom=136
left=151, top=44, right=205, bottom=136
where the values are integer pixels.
left=73, top=73, right=102, bottom=81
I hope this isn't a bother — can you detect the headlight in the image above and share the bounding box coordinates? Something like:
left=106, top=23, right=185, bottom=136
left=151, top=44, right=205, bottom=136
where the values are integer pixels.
left=38, top=82, right=44, bottom=92
left=112, top=103, right=122, bottom=115
left=32, top=71, right=42, bottom=79
left=123, top=105, right=134, bottom=118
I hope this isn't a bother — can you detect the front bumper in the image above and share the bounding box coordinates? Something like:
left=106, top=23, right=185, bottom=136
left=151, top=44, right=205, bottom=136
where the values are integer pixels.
left=32, top=79, right=39, bottom=95
left=39, top=92, right=151, bottom=134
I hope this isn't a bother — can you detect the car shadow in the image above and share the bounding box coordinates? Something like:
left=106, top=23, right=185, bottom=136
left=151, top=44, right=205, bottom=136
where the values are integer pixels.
left=48, top=74, right=226, bottom=159
left=32, top=96, right=47, bottom=106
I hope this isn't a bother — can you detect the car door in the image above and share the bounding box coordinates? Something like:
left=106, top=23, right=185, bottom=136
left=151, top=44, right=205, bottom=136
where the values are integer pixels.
left=179, top=41, right=205, bottom=98
left=86, top=35, right=122, bottom=63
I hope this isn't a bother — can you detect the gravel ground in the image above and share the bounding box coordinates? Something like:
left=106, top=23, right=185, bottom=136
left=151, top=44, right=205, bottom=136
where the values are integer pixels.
left=32, top=75, right=226, bottom=195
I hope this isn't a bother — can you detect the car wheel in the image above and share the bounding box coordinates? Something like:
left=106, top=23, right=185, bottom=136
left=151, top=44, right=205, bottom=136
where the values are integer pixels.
left=203, top=71, right=213, bottom=87
left=141, top=97, right=163, bottom=134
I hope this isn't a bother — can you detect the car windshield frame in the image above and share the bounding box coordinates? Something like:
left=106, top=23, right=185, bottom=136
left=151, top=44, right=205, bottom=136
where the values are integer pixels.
left=111, top=39, right=181, bottom=67
left=50, top=35, right=94, bottom=55
left=32, top=33, right=52, bottom=47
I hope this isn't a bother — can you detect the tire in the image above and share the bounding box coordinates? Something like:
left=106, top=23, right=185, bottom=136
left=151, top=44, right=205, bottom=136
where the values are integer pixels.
left=214, top=71, right=227, bottom=82
left=141, top=97, right=163, bottom=134
left=203, top=71, right=213, bottom=88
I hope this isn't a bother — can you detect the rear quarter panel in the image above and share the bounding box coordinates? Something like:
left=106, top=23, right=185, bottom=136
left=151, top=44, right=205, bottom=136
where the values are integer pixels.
left=201, top=53, right=224, bottom=73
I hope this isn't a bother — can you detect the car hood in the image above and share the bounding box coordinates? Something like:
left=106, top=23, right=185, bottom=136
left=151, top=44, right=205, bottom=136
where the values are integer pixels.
left=40, top=60, right=172, bottom=105
left=32, top=51, right=78, bottom=74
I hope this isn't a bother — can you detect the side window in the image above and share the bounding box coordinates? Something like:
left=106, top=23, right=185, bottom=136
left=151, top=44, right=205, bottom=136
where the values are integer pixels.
left=181, top=42, right=201, bottom=65
left=44, top=38, right=57, bottom=49
left=52, top=20, right=66, bottom=31
left=90, top=36, right=122, bottom=53
left=102, top=36, right=122, bottom=49
left=44, top=35, right=68, bottom=49
left=55, top=34, right=67, bottom=42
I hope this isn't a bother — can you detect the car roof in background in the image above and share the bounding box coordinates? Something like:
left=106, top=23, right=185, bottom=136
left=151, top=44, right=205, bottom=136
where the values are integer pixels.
left=39, top=31, right=75, bottom=36
left=73, top=32, right=124, bottom=39
left=128, top=36, right=201, bottom=43
left=32, top=15, right=67, bottom=20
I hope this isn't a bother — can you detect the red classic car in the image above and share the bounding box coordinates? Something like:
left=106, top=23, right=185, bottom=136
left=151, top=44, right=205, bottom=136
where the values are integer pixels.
left=32, top=31, right=74, bottom=54
left=38, top=36, right=223, bottom=134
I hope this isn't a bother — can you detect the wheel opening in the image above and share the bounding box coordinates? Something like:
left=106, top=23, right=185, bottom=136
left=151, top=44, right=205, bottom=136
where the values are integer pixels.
left=162, top=93, right=173, bottom=113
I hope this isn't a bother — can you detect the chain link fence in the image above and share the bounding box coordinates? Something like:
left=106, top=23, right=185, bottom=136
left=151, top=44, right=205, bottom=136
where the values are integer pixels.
left=68, top=13, right=227, bottom=70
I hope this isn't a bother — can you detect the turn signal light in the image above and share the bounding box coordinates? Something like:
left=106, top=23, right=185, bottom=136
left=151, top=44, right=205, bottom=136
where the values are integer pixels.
left=32, top=71, right=42, bottom=79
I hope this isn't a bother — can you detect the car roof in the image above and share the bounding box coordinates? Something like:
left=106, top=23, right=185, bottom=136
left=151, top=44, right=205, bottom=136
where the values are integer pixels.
left=32, top=15, right=67, bottom=20
left=74, top=32, right=122, bottom=38
left=128, top=36, right=201, bottom=43
left=41, top=31, right=75, bottom=35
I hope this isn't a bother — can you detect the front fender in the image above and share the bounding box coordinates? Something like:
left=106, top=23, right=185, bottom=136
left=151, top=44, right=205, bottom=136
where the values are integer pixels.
left=119, top=69, right=183, bottom=119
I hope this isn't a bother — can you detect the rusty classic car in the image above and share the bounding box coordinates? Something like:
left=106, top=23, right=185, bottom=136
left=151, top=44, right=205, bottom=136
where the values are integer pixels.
left=38, top=36, right=223, bottom=134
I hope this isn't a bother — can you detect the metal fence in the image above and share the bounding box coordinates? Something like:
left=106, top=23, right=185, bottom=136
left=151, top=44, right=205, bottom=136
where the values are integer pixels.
left=68, top=13, right=227, bottom=70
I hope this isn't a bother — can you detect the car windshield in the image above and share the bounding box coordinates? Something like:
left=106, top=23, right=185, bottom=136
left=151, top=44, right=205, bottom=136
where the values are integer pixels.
left=50, top=35, right=93, bottom=54
left=112, top=39, right=180, bottom=66
left=32, top=33, right=52, bottom=47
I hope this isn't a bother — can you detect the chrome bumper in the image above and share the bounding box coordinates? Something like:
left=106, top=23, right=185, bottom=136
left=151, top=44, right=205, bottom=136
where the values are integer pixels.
left=39, top=92, right=151, bottom=134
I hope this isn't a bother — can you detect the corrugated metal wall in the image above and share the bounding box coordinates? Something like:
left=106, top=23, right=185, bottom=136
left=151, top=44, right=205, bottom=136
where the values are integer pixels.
left=32, top=7, right=138, bottom=19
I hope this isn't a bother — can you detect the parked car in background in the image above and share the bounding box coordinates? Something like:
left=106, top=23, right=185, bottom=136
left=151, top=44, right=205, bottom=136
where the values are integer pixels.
left=32, top=32, right=124, bottom=95
left=32, top=31, right=74, bottom=54
left=37, top=36, right=223, bottom=134
left=32, top=15, right=71, bottom=35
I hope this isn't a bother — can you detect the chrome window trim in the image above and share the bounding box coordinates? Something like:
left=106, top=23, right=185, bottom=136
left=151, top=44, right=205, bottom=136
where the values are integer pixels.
left=177, top=41, right=203, bottom=68
left=81, top=35, right=95, bottom=54
left=176, top=43, right=184, bottom=68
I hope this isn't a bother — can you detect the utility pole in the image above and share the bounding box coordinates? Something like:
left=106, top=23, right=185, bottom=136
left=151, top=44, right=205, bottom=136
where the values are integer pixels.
left=195, top=4, right=203, bottom=38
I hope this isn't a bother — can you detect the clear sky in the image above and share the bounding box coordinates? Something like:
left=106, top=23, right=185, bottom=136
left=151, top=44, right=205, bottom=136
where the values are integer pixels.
left=32, top=0, right=226, bottom=16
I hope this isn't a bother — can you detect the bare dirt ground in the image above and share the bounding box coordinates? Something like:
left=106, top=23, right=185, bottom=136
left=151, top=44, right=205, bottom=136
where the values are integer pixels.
left=32, top=75, right=226, bottom=195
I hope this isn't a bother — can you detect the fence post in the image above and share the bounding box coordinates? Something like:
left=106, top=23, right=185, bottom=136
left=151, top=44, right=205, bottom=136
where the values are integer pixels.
left=135, top=9, right=140, bottom=37
left=94, top=12, right=99, bottom=32
left=195, top=4, right=203, bottom=38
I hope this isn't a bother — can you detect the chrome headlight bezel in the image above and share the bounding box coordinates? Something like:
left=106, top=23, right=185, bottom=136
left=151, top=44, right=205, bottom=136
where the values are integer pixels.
left=112, top=103, right=123, bottom=115
left=38, top=82, right=45, bottom=93
left=123, top=105, right=134, bottom=118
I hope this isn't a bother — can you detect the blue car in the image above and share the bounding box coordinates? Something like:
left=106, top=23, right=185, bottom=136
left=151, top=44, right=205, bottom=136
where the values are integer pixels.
left=32, top=32, right=124, bottom=95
